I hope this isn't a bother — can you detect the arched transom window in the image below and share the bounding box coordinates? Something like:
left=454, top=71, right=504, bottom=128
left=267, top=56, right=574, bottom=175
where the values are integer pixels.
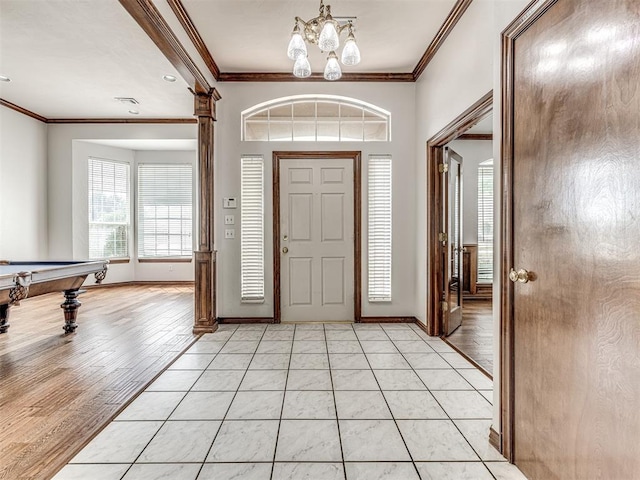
left=242, top=95, right=391, bottom=142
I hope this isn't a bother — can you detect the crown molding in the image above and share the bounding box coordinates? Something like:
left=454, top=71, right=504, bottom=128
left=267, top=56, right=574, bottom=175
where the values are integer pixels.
left=1, top=100, right=197, bottom=124
left=218, top=72, right=415, bottom=82
left=5, top=0, right=478, bottom=124
left=46, top=118, right=197, bottom=124
left=168, top=0, right=474, bottom=83
left=167, top=0, right=220, bottom=80
left=0, top=98, right=47, bottom=123
left=413, top=0, right=474, bottom=80
left=119, top=0, right=211, bottom=93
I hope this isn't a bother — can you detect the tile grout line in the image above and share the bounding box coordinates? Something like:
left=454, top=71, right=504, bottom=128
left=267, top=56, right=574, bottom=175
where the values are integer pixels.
left=411, top=327, right=500, bottom=479
left=412, top=327, right=493, bottom=397
left=194, top=324, right=265, bottom=477
left=326, top=323, right=348, bottom=479
left=382, top=326, right=499, bottom=479
left=269, top=323, right=296, bottom=480
left=65, top=324, right=504, bottom=479
left=352, top=324, right=423, bottom=479
left=115, top=325, right=238, bottom=480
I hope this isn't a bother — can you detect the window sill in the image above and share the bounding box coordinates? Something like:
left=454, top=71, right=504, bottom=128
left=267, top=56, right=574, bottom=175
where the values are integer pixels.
left=241, top=298, right=265, bottom=304
left=105, top=258, right=130, bottom=264
left=138, top=257, right=193, bottom=263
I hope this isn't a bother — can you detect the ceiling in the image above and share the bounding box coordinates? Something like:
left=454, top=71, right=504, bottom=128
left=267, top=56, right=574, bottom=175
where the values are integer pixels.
left=0, top=0, right=460, bottom=119
left=181, top=0, right=457, bottom=73
left=0, top=0, right=194, bottom=118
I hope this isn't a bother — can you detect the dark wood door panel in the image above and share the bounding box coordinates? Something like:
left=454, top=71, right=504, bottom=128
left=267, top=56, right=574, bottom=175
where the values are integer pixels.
left=444, top=148, right=464, bottom=336
left=510, top=0, right=640, bottom=479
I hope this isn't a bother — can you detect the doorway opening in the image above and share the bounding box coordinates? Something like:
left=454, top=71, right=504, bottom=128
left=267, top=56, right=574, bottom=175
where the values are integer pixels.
left=443, top=136, right=494, bottom=375
left=426, top=92, right=494, bottom=376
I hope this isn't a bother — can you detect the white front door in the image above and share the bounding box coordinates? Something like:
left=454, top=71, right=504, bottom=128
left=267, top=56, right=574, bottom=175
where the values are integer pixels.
left=280, top=158, right=354, bottom=322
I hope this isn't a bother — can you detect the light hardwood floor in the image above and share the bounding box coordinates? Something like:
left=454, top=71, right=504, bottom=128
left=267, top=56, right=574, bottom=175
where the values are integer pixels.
left=0, top=285, right=196, bottom=480
left=445, top=299, right=493, bottom=376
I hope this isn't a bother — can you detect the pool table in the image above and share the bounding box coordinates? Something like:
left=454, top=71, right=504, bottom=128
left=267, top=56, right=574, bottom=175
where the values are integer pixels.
left=0, top=260, right=109, bottom=334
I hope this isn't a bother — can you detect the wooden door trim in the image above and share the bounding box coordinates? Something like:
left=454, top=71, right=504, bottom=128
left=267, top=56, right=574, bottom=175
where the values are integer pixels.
left=426, top=91, right=492, bottom=336
left=273, top=151, right=362, bottom=323
left=500, top=0, right=559, bottom=461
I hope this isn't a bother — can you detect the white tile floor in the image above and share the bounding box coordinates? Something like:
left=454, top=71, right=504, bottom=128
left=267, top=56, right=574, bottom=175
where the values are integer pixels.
left=53, top=322, right=528, bottom=480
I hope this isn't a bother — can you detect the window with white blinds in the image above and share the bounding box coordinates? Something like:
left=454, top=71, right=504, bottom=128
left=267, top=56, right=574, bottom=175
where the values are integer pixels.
left=242, top=95, right=391, bottom=142
left=88, top=158, right=130, bottom=259
left=241, top=156, right=265, bottom=302
left=138, top=164, right=193, bottom=258
left=368, top=155, right=392, bottom=302
left=477, top=160, right=494, bottom=283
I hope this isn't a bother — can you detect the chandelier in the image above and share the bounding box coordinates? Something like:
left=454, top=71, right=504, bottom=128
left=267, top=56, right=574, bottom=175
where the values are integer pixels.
left=287, top=0, right=361, bottom=81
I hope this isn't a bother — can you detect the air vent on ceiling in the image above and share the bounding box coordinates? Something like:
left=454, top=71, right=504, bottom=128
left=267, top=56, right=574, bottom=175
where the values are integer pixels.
left=114, top=97, right=139, bottom=105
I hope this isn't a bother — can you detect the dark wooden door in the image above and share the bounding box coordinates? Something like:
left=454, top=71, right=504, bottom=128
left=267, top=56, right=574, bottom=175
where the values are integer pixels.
left=509, top=0, right=640, bottom=478
left=443, top=147, right=463, bottom=335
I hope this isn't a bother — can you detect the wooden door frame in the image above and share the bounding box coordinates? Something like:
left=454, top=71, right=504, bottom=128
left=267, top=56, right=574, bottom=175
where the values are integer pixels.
left=426, top=91, right=492, bottom=336
left=500, top=0, right=559, bottom=462
left=273, top=151, right=362, bottom=323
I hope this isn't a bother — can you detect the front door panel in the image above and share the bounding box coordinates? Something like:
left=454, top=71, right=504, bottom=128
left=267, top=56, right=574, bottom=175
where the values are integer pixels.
left=281, top=158, right=354, bottom=322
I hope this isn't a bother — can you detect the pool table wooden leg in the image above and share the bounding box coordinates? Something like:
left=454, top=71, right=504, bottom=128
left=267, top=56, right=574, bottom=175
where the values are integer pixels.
left=0, top=304, right=9, bottom=333
left=61, top=289, right=84, bottom=334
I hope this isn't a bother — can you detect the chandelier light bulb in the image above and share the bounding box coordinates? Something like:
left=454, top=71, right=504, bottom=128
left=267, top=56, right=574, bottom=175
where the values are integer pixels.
left=287, top=2, right=360, bottom=80
left=324, top=51, right=342, bottom=81
left=287, top=28, right=307, bottom=60
left=318, top=20, right=339, bottom=52
left=293, top=55, right=312, bottom=78
left=341, top=34, right=361, bottom=66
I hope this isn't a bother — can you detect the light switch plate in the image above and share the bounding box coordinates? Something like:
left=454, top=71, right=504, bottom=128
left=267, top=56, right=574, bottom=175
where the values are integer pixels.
left=224, top=228, right=235, bottom=239
left=224, top=215, right=235, bottom=225
left=223, top=197, right=237, bottom=209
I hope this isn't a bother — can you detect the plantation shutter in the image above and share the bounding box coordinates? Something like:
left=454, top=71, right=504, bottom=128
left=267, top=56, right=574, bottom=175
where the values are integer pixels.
left=477, top=164, right=494, bottom=283
left=368, top=155, right=392, bottom=301
left=88, top=158, right=130, bottom=259
left=453, top=173, right=461, bottom=277
left=241, top=156, right=265, bottom=301
left=138, top=164, right=193, bottom=258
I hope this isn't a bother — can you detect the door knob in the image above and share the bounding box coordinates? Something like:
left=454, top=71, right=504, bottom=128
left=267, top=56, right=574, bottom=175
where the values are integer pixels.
left=509, top=268, right=532, bottom=283
left=282, top=247, right=288, bottom=254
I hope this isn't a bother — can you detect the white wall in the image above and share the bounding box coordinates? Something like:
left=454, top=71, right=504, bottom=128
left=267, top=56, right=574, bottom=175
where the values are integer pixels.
left=213, top=82, right=416, bottom=319
left=414, top=0, right=496, bottom=328
left=47, top=123, right=197, bottom=283
left=413, top=0, right=531, bottom=434
left=0, top=106, right=48, bottom=259
left=448, top=140, right=493, bottom=245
